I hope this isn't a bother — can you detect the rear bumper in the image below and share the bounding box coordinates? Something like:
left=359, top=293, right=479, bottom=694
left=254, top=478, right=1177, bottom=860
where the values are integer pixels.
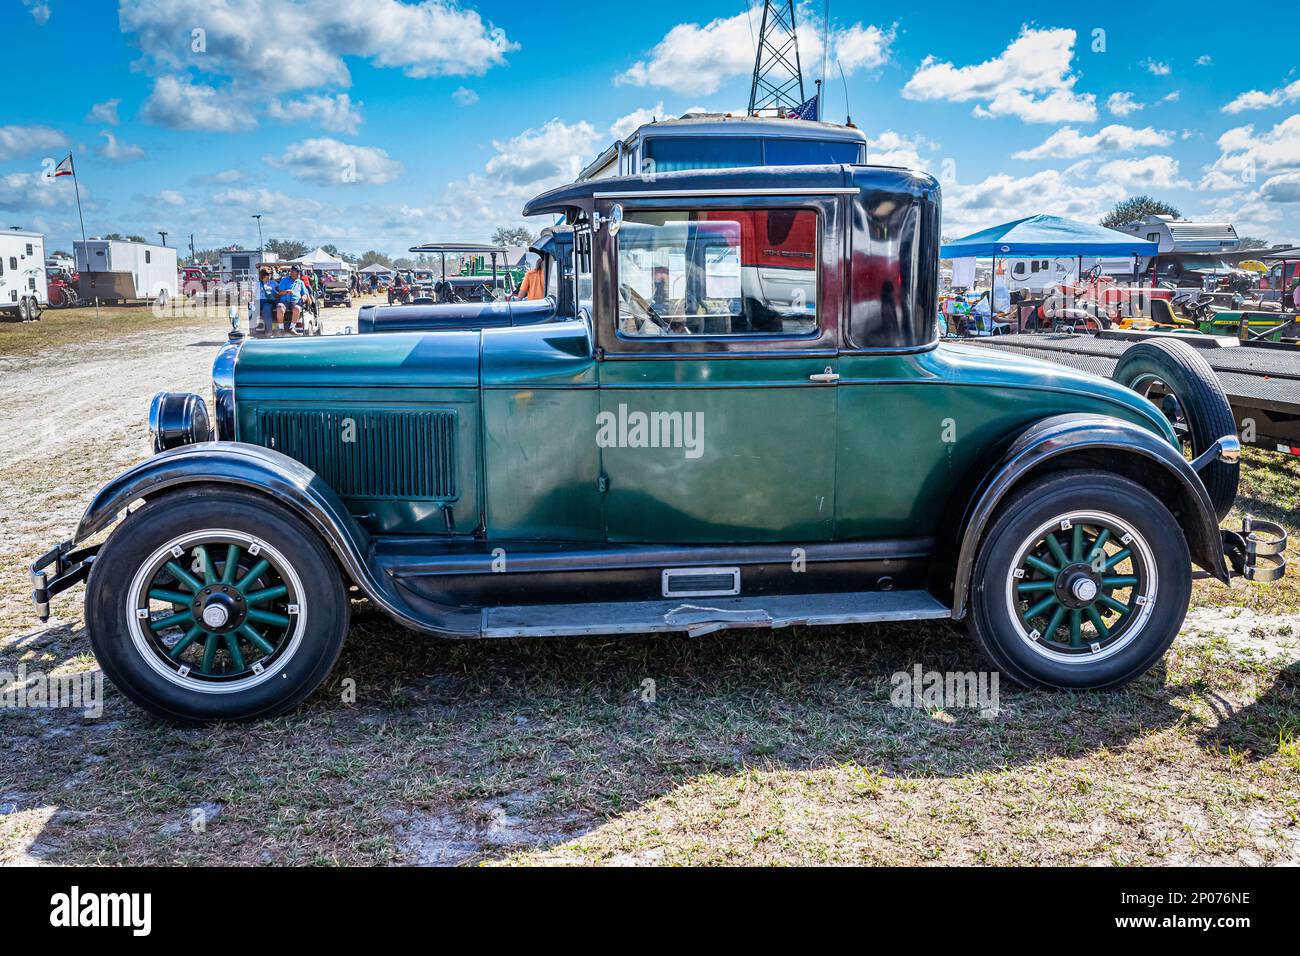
left=29, top=541, right=99, bottom=622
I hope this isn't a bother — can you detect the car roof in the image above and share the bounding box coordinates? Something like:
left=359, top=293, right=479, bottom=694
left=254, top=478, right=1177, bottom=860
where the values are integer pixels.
left=525, top=163, right=922, bottom=218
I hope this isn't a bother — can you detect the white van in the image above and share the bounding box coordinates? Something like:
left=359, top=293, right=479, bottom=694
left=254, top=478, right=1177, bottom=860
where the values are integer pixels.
left=0, top=229, right=47, bottom=321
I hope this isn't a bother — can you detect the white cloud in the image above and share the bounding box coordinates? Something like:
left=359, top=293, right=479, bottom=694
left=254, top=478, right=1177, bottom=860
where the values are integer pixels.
left=1013, top=124, right=1172, bottom=160
left=22, top=0, right=49, bottom=25
left=902, top=27, right=1096, bottom=124
left=156, top=189, right=186, bottom=206
left=484, top=119, right=600, bottom=186
left=1160, top=91, right=1181, bottom=104
left=0, top=125, right=68, bottom=161
left=267, top=93, right=363, bottom=133
left=118, top=0, right=518, bottom=95
left=1107, top=92, right=1143, bottom=117
left=831, top=23, right=894, bottom=73
left=266, top=137, right=404, bottom=186
left=97, top=130, right=146, bottom=161
left=0, top=171, right=80, bottom=212
left=452, top=87, right=479, bottom=107
left=87, top=99, right=121, bottom=125
left=141, top=76, right=253, bottom=132
left=617, top=8, right=893, bottom=96
left=1260, top=170, right=1300, bottom=204
left=865, top=130, right=935, bottom=169
left=610, top=103, right=667, bottom=141
left=1142, top=59, right=1171, bottom=76
left=1095, top=155, right=1187, bottom=190
left=943, top=167, right=1124, bottom=234
left=1201, top=114, right=1300, bottom=189
left=213, top=169, right=243, bottom=183
left=1196, top=55, right=1212, bottom=66
left=1223, top=79, right=1300, bottom=114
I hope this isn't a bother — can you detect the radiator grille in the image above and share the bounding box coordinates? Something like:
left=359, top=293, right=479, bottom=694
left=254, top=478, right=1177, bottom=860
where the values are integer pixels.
left=254, top=407, right=458, bottom=500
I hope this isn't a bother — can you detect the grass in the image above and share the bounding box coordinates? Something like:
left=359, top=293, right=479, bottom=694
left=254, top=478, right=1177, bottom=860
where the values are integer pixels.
left=0, top=305, right=185, bottom=357
left=0, top=315, right=1297, bottom=865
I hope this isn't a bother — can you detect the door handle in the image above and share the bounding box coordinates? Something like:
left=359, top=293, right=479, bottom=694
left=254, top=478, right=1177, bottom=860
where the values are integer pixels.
left=809, top=367, right=840, bottom=383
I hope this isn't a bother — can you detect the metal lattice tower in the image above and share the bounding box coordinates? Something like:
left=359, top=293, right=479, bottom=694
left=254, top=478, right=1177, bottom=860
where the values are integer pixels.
left=747, top=0, right=806, bottom=116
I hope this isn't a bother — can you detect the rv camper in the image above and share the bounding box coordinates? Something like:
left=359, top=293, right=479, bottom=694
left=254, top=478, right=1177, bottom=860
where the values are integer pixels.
left=74, top=238, right=178, bottom=304
left=0, top=229, right=47, bottom=321
left=579, top=114, right=869, bottom=181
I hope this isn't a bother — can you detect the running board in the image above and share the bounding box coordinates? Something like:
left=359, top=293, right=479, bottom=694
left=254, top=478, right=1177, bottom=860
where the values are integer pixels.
left=480, top=590, right=950, bottom=639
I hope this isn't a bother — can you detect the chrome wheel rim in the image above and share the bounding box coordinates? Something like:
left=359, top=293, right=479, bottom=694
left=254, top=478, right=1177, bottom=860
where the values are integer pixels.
left=1004, top=511, right=1157, bottom=664
left=126, top=529, right=306, bottom=693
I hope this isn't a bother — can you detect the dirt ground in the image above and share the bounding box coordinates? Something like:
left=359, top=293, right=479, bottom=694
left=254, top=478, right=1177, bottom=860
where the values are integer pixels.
left=1, top=309, right=1297, bottom=866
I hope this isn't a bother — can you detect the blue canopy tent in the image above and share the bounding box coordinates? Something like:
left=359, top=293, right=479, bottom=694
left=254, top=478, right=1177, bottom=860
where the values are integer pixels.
left=939, top=215, right=1160, bottom=335
left=940, top=215, right=1159, bottom=259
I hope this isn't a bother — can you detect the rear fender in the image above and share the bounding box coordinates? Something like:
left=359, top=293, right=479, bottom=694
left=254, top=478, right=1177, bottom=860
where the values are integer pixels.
left=75, top=441, right=477, bottom=637
left=947, top=414, right=1229, bottom=619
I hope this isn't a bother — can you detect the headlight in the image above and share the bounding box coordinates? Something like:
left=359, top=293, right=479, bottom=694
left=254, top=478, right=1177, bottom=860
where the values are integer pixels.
left=148, top=391, right=212, bottom=453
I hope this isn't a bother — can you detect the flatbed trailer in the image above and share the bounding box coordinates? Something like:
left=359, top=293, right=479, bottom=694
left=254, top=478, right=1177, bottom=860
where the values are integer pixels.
left=965, top=331, right=1300, bottom=454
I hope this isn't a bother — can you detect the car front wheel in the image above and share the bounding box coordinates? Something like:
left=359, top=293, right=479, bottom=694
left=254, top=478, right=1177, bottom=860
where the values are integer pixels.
left=86, top=487, right=350, bottom=723
left=968, top=469, right=1191, bottom=690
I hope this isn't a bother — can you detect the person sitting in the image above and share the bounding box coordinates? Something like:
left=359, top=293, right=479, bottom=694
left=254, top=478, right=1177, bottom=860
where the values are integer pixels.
left=513, top=255, right=546, bottom=301
left=256, top=267, right=277, bottom=333
left=274, top=265, right=308, bottom=333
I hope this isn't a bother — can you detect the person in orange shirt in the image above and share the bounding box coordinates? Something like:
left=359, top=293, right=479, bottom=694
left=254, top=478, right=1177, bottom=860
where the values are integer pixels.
left=513, top=254, right=545, bottom=301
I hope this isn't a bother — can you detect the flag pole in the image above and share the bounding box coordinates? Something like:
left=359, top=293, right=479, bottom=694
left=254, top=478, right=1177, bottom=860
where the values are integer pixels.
left=67, top=153, right=98, bottom=318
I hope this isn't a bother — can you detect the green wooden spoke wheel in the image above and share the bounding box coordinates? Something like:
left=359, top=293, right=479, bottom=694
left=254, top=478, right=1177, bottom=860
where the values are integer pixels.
left=1005, top=510, right=1157, bottom=664
left=127, top=530, right=306, bottom=692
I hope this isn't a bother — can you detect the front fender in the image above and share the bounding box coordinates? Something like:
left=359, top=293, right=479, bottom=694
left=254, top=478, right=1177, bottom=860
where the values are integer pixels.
left=75, top=441, right=478, bottom=638
left=950, top=414, right=1229, bottom=619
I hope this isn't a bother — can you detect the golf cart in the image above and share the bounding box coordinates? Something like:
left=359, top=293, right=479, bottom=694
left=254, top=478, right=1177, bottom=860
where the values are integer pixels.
left=247, top=262, right=323, bottom=338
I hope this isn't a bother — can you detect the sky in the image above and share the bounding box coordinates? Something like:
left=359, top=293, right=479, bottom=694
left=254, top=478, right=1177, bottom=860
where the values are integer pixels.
left=4, top=0, right=1299, bottom=259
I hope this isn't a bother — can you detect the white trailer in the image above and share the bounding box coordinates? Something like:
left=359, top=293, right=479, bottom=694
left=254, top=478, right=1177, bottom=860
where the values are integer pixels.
left=0, top=229, right=46, bottom=321
left=75, top=238, right=178, bottom=302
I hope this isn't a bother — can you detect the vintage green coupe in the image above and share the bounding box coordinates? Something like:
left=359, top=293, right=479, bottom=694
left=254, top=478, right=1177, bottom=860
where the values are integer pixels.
left=31, top=165, right=1285, bottom=722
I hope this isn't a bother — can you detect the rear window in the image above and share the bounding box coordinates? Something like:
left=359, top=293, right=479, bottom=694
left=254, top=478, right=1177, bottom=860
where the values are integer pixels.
left=763, top=138, right=865, bottom=166
left=642, top=137, right=762, bottom=173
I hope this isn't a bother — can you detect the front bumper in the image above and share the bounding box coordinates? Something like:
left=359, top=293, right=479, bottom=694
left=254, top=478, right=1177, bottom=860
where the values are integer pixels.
left=30, top=541, right=99, bottom=622
left=1222, top=518, right=1288, bottom=583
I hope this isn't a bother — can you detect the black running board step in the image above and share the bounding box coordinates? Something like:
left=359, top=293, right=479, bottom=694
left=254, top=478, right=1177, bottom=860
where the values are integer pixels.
left=480, top=590, right=950, bottom=638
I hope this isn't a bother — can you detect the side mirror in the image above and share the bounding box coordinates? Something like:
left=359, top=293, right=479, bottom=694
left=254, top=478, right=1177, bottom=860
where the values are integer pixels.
left=608, top=203, right=624, bottom=238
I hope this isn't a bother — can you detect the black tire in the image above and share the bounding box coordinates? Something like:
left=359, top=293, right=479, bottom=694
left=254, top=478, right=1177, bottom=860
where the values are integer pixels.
left=1113, top=337, right=1238, bottom=519
left=17, top=297, right=30, bottom=322
left=86, top=487, right=350, bottom=723
left=969, top=470, right=1191, bottom=690
left=28, top=298, right=41, bottom=321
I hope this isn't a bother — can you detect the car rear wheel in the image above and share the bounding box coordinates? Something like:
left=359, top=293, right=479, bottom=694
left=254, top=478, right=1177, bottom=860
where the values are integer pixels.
left=1113, top=337, right=1238, bottom=519
left=969, top=470, right=1191, bottom=690
left=86, top=487, right=350, bottom=723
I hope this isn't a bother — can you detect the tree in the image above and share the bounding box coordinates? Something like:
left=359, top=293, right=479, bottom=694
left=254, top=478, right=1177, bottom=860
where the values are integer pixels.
left=392, top=257, right=415, bottom=270
left=1100, top=196, right=1182, bottom=230
left=491, top=226, right=535, bottom=247
left=357, top=250, right=394, bottom=269
left=265, top=238, right=308, bottom=260
left=1237, top=236, right=1272, bottom=251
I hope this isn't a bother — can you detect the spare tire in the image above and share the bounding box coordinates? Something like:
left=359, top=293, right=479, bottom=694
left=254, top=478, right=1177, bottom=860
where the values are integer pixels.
left=1113, top=337, right=1239, bottom=520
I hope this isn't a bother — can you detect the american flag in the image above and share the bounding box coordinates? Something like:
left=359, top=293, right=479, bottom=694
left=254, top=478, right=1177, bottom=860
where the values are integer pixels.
left=787, top=94, right=819, bottom=121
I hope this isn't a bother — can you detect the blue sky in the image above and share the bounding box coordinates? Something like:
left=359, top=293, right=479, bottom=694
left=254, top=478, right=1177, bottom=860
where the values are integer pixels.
left=5, top=0, right=1298, bottom=257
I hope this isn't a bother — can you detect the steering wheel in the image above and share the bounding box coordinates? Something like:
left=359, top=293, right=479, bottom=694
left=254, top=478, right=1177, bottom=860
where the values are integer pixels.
left=622, top=285, right=672, bottom=332
left=1084, top=263, right=1103, bottom=284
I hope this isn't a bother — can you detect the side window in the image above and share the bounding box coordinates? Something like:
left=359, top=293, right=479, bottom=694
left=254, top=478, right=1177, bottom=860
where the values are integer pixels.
left=8, top=257, right=15, bottom=270
left=145, top=251, right=152, bottom=264
left=615, top=208, right=818, bottom=337
left=574, top=226, right=593, bottom=307
left=25, top=243, right=32, bottom=256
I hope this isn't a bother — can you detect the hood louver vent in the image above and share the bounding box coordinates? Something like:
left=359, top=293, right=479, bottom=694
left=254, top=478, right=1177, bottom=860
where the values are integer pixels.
left=254, top=407, right=458, bottom=500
